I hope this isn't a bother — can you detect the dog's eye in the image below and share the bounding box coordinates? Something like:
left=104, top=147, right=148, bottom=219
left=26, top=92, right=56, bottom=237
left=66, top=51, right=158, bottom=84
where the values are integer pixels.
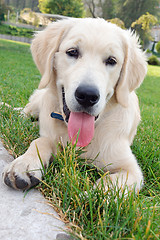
left=105, top=56, right=117, bottom=66
left=66, top=48, right=79, bottom=59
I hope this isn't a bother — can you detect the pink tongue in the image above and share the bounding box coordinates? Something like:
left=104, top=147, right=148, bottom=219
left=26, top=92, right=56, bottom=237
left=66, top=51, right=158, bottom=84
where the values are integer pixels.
left=68, top=112, right=95, bottom=147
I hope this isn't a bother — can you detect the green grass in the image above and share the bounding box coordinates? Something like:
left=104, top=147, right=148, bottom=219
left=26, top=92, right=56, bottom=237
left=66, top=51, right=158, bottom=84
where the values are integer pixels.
left=0, top=39, right=160, bottom=239
left=0, top=39, right=40, bottom=106
left=0, top=39, right=40, bottom=157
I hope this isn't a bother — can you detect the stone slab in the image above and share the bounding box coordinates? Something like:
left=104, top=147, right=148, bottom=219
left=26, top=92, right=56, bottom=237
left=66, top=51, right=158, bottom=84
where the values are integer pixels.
left=0, top=141, right=72, bottom=240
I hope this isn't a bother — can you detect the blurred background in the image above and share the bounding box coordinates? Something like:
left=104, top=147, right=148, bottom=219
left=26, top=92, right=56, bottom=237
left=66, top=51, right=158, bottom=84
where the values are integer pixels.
left=0, top=0, right=160, bottom=64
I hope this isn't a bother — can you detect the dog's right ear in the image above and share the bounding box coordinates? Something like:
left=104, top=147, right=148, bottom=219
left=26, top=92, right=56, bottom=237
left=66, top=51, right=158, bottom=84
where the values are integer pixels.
left=31, top=20, right=74, bottom=89
left=116, top=30, right=147, bottom=107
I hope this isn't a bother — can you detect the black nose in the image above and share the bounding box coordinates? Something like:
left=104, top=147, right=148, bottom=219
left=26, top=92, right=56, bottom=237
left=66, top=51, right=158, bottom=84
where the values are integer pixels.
left=75, top=85, right=100, bottom=108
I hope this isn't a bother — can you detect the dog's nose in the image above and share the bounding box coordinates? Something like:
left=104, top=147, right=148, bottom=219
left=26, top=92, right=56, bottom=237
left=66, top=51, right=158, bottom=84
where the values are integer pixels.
left=75, top=85, right=100, bottom=107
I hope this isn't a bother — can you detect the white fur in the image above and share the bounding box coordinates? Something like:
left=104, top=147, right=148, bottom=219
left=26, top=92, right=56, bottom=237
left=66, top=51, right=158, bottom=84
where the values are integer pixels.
left=3, top=18, right=147, bottom=192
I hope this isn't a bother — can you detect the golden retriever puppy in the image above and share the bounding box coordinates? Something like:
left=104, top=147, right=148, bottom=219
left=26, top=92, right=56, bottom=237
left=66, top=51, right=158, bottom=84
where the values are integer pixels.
left=3, top=18, right=147, bottom=192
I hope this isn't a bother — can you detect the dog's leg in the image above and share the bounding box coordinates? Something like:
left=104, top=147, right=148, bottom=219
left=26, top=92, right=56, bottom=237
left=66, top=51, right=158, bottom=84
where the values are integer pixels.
left=3, top=137, right=54, bottom=190
left=96, top=163, right=143, bottom=196
left=95, top=141, right=143, bottom=194
left=97, top=166, right=143, bottom=194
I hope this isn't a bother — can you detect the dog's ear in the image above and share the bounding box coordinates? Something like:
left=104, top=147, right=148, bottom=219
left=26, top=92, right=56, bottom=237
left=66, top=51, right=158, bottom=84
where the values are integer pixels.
left=116, top=31, right=147, bottom=107
left=31, top=20, right=74, bottom=89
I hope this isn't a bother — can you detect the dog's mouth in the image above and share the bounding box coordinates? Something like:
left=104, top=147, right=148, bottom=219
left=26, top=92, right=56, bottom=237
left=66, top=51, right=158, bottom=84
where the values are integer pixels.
left=62, top=87, right=98, bottom=147
left=62, top=87, right=71, bottom=123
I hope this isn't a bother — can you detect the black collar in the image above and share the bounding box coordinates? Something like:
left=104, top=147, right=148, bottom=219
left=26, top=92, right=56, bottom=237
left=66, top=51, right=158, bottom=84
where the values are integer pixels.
left=50, top=112, right=64, bottom=121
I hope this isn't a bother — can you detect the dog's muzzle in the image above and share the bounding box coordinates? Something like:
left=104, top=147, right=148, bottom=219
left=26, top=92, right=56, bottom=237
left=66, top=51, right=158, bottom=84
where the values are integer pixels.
left=75, top=84, right=100, bottom=108
left=51, top=86, right=100, bottom=147
left=62, top=86, right=100, bottom=123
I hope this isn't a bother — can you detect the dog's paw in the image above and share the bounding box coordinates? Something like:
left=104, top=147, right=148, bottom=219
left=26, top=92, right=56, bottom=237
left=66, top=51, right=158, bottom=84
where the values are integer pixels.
left=3, top=156, right=42, bottom=190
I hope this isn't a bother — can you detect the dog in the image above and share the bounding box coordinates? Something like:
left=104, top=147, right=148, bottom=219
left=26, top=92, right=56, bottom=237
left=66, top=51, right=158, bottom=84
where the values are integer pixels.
left=3, top=18, right=147, bottom=193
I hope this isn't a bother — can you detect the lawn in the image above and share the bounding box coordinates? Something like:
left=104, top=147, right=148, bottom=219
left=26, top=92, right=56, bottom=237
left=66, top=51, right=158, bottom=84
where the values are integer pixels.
left=0, top=39, right=160, bottom=239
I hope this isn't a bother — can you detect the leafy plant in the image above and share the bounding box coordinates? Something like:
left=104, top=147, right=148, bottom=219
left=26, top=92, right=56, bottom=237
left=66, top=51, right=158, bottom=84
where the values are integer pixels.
left=39, top=0, right=84, bottom=18
left=156, top=41, right=160, bottom=54
left=148, top=55, right=160, bottom=66
left=0, top=24, right=34, bottom=38
left=116, top=0, right=159, bottom=28
left=131, top=12, right=158, bottom=48
left=107, top=18, right=125, bottom=29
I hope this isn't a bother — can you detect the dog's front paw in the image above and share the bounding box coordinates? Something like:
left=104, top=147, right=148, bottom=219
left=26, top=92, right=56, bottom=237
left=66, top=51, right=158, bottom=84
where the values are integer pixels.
left=3, top=156, right=42, bottom=190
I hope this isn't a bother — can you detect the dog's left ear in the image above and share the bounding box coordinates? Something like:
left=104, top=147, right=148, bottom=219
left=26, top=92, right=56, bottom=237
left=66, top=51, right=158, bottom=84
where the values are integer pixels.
left=31, top=20, right=75, bottom=89
left=116, top=31, right=147, bottom=107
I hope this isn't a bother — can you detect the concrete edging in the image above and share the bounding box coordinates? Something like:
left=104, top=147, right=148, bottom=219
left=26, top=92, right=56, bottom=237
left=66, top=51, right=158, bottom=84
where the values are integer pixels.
left=0, top=141, right=73, bottom=240
left=0, top=34, right=32, bottom=43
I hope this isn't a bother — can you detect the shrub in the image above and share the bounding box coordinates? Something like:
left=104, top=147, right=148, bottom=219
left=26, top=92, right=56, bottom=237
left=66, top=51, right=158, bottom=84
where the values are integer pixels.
left=146, top=49, right=151, bottom=54
left=0, top=24, right=34, bottom=38
left=148, top=55, right=160, bottom=66
left=156, top=41, right=160, bottom=54
left=0, top=1, right=7, bottom=23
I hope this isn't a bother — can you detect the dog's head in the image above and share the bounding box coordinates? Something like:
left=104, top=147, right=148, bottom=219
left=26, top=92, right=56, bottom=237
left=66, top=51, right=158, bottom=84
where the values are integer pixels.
left=31, top=18, right=147, bottom=146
